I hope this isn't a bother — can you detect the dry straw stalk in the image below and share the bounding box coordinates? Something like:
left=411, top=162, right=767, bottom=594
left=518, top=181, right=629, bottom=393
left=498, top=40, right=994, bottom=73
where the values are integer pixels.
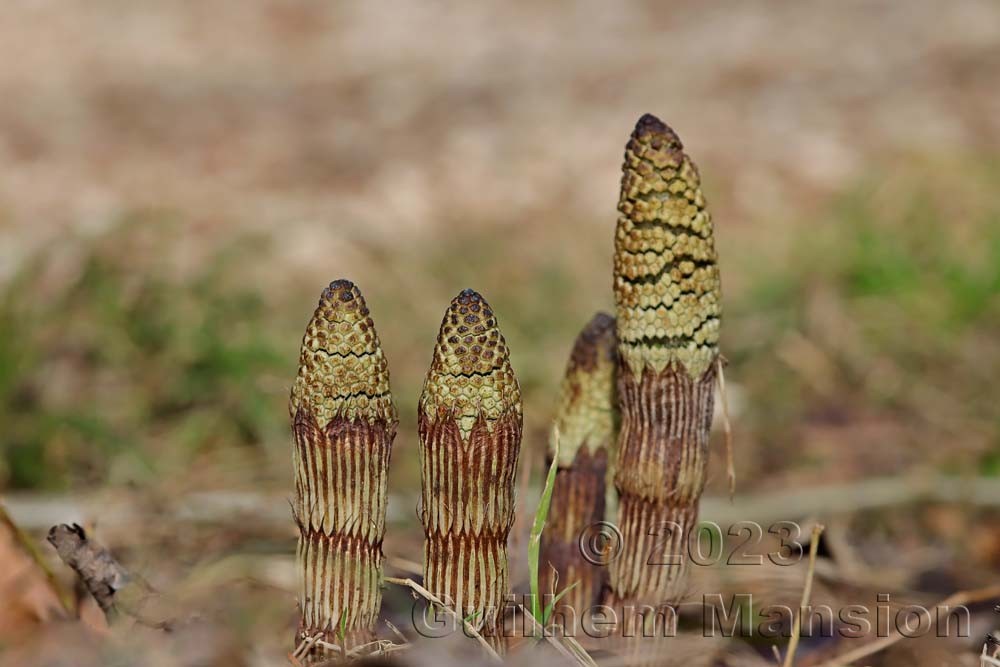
left=289, top=280, right=398, bottom=657
left=418, top=289, right=522, bottom=653
left=609, top=114, right=721, bottom=608
left=539, top=312, right=618, bottom=618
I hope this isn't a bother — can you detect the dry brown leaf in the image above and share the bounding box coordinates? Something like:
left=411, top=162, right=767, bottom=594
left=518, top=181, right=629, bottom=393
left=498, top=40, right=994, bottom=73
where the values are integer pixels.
left=0, top=503, right=68, bottom=641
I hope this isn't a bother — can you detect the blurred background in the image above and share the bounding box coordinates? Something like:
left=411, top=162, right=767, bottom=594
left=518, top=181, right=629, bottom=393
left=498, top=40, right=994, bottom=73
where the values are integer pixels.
left=1, top=1, right=998, bottom=665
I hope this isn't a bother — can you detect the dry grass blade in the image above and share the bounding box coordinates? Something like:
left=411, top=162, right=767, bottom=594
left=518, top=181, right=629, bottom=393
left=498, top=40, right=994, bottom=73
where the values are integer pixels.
left=385, top=576, right=503, bottom=664
left=384, top=618, right=408, bottom=645
left=519, top=604, right=599, bottom=667
left=385, top=555, right=423, bottom=575
left=716, top=356, right=735, bottom=499
left=289, top=634, right=321, bottom=664
left=814, top=583, right=1000, bottom=667
left=781, top=523, right=824, bottom=667
left=0, top=504, right=73, bottom=616
left=291, top=634, right=409, bottom=661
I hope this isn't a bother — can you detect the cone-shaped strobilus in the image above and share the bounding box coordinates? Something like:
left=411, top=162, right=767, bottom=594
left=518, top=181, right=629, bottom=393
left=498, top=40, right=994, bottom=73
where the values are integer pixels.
left=418, top=289, right=522, bottom=652
left=290, top=280, right=397, bottom=658
left=609, top=114, right=721, bottom=610
left=539, top=313, right=617, bottom=621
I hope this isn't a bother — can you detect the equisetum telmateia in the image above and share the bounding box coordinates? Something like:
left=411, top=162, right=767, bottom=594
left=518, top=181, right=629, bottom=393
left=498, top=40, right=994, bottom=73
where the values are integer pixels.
left=539, top=312, right=618, bottom=623
left=418, top=289, right=522, bottom=652
left=609, top=113, right=721, bottom=610
left=290, top=280, right=397, bottom=658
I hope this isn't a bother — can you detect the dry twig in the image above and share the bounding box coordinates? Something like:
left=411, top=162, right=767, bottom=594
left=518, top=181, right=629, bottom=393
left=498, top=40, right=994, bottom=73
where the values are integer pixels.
left=47, top=523, right=161, bottom=627
left=716, top=356, right=736, bottom=499
left=815, top=583, right=1000, bottom=667
left=0, top=503, right=73, bottom=615
left=385, top=575, right=503, bottom=663
left=781, top=523, right=824, bottom=667
left=520, top=604, right=599, bottom=667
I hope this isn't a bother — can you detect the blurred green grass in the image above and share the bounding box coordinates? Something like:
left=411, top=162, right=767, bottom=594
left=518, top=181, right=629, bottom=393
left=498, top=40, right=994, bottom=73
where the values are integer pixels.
left=726, top=159, right=1000, bottom=482
left=1, top=159, right=998, bottom=492
left=0, top=218, right=292, bottom=489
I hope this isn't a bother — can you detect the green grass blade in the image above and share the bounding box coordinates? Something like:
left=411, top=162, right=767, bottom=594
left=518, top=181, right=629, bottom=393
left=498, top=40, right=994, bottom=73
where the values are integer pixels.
left=529, top=428, right=561, bottom=624
left=542, top=580, right=579, bottom=626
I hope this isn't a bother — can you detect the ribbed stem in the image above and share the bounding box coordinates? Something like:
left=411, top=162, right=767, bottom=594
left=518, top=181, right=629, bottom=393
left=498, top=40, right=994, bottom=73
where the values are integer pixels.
left=609, top=363, right=715, bottom=606
left=539, top=447, right=608, bottom=616
left=423, top=532, right=509, bottom=649
left=609, top=492, right=699, bottom=605
left=614, top=365, right=716, bottom=506
left=418, top=411, right=520, bottom=538
left=297, top=531, right=382, bottom=648
left=292, top=411, right=394, bottom=650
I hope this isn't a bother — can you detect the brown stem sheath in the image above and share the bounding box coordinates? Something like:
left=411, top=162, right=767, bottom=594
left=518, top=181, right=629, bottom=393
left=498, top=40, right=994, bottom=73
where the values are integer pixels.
left=289, top=280, right=398, bottom=658
left=539, top=313, right=617, bottom=619
left=418, top=289, right=522, bottom=653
